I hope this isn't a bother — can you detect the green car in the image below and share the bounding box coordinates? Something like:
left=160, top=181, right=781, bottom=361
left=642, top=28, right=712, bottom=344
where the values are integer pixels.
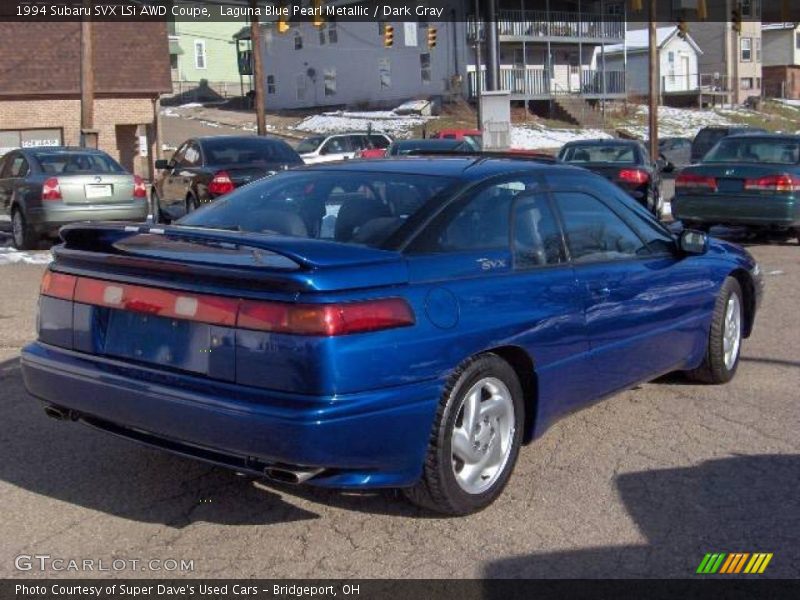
left=673, top=134, right=800, bottom=243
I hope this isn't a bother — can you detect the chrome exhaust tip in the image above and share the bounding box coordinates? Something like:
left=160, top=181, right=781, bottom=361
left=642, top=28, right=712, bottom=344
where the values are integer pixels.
left=43, top=405, right=75, bottom=421
left=264, top=466, right=324, bottom=485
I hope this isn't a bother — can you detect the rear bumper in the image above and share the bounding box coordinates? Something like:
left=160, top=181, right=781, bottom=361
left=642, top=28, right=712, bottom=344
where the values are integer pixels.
left=20, top=342, right=441, bottom=488
left=673, top=196, right=800, bottom=228
left=27, top=202, right=148, bottom=235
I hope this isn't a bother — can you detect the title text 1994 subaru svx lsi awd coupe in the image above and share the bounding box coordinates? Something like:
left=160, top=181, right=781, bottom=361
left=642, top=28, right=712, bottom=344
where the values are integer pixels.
left=21, top=157, right=763, bottom=515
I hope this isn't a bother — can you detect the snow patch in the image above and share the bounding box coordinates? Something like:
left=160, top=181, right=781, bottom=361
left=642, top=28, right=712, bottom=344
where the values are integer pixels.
left=0, top=245, right=53, bottom=266
left=510, top=125, right=613, bottom=150
left=293, top=110, right=434, bottom=136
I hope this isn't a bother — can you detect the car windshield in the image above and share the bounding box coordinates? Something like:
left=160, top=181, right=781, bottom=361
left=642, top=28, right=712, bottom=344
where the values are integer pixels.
left=560, top=144, right=638, bottom=164
left=202, top=138, right=300, bottom=165
left=32, top=151, right=124, bottom=175
left=295, top=136, right=325, bottom=154
left=178, top=170, right=457, bottom=248
left=703, top=138, right=800, bottom=165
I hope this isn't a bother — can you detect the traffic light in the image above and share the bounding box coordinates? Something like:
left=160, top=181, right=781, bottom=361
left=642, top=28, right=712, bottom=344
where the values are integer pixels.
left=277, top=3, right=290, bottom=34
left=677, top=18, right=688, bottom=40
left=383, top=23, right=394, bottom=48
left=312, top=0, right=325, bottom=29
left=731, top=8, right=742, bottom=34
left=427, top=26, right=438, bottom=49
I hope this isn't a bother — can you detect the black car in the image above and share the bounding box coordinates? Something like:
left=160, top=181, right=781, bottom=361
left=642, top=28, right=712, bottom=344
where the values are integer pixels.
left=386, top=138, right=476, bottom=156
left=658, top=137, right=692, bottom=170
left=558, top=139, right=665, bottom=218
left=690, top=126, right=767, bottom=164
left=153, top=136, right=302, bottom=221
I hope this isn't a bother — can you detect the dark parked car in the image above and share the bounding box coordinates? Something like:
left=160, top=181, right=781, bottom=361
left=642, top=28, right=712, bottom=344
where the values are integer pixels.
left=658, top=137, right=692, bottom=170
left=0, top=147, right=147, bottom=249
left=23, top=157, right=762, bottom=514
left=153, top=136, right=302, bottom=222
left=673, top=133, right=800, bottom=241
left=690, top=126, right=767, bottom=164
left=558, top=139, right=665, bottom=217
left=386, top=138, right=476, bottom=156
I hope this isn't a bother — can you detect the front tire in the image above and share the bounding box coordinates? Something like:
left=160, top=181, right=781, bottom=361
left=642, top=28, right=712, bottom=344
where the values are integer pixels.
left=11, top=208, right=37, bottom=250
left=686, top=277, right=743, bottom=384
left=404, top=354, right=524, bottom=515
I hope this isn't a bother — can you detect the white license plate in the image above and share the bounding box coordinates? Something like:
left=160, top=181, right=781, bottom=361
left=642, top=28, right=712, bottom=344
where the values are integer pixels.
left=85, top=184, right=113, bottom=199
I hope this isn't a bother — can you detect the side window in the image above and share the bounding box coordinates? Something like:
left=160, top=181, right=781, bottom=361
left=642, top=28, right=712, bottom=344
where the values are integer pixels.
left=349, top=135, right=369, bottom=151
left=171, top=144, right=187, bottom=167
left=322, top=137, right=349, bottom=154
left=554, top=192, right=649, bottom=263
left=513, top=194, right=566, bottom=268
left=10, top=155, right=29, bottom=178
left=369, top=134, right=391, bottom=149
left=409, top=176, right=542, bottom=253
left=183, top=143, right=201, bottom=166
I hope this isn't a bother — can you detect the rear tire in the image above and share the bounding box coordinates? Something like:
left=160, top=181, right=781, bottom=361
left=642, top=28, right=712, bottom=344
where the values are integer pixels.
left=403, top=353, right=524, bottom=515
left=686, top=277, right=743, bottom=384
left=11, top=208, right=37, bottom=250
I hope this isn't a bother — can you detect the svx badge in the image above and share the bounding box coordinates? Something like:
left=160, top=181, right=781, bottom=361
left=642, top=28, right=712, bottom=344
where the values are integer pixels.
left=477, top=257, right=507, bottom=271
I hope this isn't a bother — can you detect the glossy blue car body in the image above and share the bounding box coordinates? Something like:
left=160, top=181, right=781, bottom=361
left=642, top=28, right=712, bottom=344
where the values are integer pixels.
left=21, top=158, right=763, bottom=489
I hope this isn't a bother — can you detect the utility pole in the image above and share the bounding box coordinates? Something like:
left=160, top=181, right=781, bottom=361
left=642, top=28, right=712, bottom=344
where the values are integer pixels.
left=647, top=0, right=658, bottom=160
left=485, top=0, right=499, bottom=91
left=473, top=0, right=483, bottom=130
left=250, top=0, right=267, bottom=135
left=80, top=12, right=96, bottom=148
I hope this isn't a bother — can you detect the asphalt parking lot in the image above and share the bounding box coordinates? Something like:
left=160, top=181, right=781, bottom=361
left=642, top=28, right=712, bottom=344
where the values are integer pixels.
left=0, top=234, right=797, bottom=579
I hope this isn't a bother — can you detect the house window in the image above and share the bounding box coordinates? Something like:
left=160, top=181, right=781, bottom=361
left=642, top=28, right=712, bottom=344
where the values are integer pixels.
left=194, top=40, right=207, bottom=69
left=796, top=32, right=800, bottom=50
left=324, top=68, right=336, bottom=96
left=327, top=19, right=338, bottom=44
left=740, top=77, right=754, bottom=90
left=379, top=58, right=391, bottom=89
left=741, top=37, right=752, bottom=62
left=267, top=75, right=276, bottom=94
left=668, top=51, right=674, bottom=64
left=756, top=77, right=761, bottom=89
left=296, top=74, right=307, bottom=101
left=420, top=53, right=431, bottom=84
left=755, top=38, right=761, bottom=62
left=294, top=31, right=303, bottom=50
left=741, top=0, right=752, bottom=16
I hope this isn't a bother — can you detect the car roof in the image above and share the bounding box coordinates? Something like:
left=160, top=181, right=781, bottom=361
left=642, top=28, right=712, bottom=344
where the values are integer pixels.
left=722, top=133, right=800, bottom=141
left=21, top=146, right=107, bottom=154
left=301, top=156, right=583, bottom=180
left=194, top=135, right=285, bottom=143
left=393, top=139, right=465, bottom=147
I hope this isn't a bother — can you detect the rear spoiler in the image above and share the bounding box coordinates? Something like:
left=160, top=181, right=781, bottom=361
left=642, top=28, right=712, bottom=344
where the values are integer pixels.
left=51, top=222, right=407, bottom=293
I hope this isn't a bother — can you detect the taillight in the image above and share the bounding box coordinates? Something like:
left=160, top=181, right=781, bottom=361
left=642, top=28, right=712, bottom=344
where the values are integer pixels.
left=42, top=274, right=414, bottom=336
left=208, top=171, right=235, bottom=196
left=743, top=173, right=800, bottom=192
left=42, top=177, right=62, bottom=201
left=617, top=169, right=650, bottom=184
left=40, top=271, right=77, bottom=300
left=238, top=298, right=415, bottom=336
left=73, top=278, right=238, bottom=326
left=133, top=175, right=147, bottom=198
left=676, top=172, right=717, bottom=191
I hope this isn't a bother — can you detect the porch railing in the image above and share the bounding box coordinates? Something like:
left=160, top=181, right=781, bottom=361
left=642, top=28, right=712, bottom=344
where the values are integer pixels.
left=467, top=66, right=625, bottom=97
left=468, top=10, right=625, bottom=41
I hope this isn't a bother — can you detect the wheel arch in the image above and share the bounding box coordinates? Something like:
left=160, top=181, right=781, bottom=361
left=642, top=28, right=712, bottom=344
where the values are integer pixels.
left=484, top=345, right=538, bottom=444
left=729, top=268, right=756, bottom=338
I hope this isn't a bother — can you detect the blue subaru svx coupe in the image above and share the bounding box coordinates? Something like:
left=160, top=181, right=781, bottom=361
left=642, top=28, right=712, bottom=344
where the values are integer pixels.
left=21, top=156, right=763, bottom=514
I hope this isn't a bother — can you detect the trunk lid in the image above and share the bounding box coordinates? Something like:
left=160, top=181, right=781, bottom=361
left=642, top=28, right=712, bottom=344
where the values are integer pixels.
left=56, top=173, right=136, bottom=204
left=679, top=163, right=799, bottom=197
left=45, top=223, right=409, bottom=392
left=209, top=163, right=289, bottom=188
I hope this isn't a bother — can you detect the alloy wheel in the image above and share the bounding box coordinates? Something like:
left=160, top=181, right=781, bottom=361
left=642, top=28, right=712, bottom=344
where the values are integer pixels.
left=723, top=293, right=742, bottom=370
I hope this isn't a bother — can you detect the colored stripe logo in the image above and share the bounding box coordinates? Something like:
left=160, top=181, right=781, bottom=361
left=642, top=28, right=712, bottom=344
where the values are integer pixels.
left=697, top=553, right=773, bottom=574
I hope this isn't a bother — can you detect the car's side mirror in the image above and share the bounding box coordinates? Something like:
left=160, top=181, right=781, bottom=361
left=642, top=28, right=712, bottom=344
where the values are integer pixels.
left=155, top=159, right=171, bottom=170
left=679, top=229, right=709, bottom=255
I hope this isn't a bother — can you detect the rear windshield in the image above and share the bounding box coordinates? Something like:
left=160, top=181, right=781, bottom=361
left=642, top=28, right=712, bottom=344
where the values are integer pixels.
left=295, top=136, right=325, bottom=154
left=33, top=151, right=124, bottom=175
left=202, top=138, right=300, bottom=165
left=703, top=138, right=800, bottom=165
left=178, top=170, right=456, bottom=248
left=559, top=144, right=638, bottom=164
left=388, top=140, right=468, bottom=156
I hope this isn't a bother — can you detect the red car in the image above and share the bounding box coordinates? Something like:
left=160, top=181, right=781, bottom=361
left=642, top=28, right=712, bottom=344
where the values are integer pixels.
left=430, top=129, right=483, bottom=149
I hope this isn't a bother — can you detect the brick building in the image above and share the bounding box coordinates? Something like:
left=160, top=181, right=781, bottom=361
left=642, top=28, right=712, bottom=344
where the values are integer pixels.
left=762, top=23, right=800, bottom=99
left=0, top=22, right=171, bottom=178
